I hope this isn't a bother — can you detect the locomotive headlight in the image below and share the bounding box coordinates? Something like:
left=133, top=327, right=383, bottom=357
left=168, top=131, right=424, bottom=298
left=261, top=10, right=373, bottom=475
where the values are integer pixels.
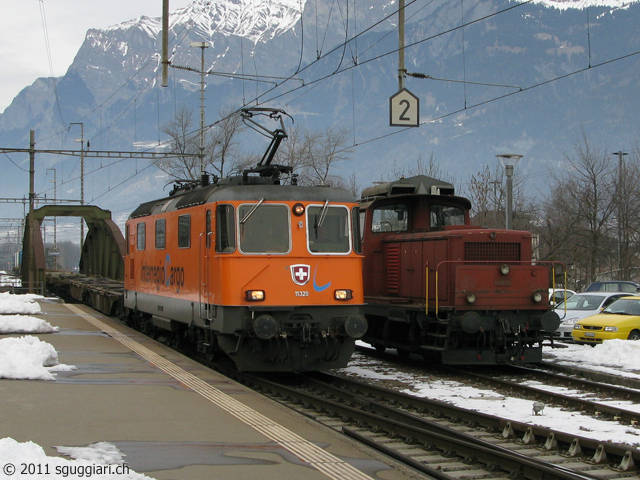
left=532, top=291, right=543, bottom=303
left=293, top=203, right=305, bottom=216
left=500, top=264, right=510, bottom=275
left=466, top=292, right=476, bottom=304
left=334, top=289, right=353, bottom=300
left=245, top=290, right=265, bottom=301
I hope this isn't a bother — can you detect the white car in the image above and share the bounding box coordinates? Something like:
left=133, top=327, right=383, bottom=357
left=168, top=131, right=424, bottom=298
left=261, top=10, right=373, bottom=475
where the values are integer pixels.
left=548, top=288, right=576, bottom=307
left=554, top=292, right=633, bottom=340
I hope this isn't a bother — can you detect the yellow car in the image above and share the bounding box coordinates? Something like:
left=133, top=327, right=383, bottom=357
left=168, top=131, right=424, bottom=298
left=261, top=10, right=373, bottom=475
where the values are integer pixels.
left=572, top=295, right=640, bottom=344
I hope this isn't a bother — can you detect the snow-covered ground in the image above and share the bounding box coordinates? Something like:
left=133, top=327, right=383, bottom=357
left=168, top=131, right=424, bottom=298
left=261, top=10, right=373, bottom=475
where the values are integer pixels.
left=2, top=291, right=639, bottom=479
left=347, top=340, right=640, bottom=448
left=0, top=293, right=155, bottom=479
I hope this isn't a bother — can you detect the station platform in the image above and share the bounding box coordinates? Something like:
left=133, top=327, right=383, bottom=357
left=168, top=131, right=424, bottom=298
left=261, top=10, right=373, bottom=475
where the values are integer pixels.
left=0, top=298, right=420, bottom=480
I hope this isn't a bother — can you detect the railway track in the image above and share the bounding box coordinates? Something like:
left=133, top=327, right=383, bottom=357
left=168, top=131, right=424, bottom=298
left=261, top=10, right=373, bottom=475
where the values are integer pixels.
left=44, top=277, right=640, bottom=478
left=450, top=364, right=640, bottom=425
left=216, top=365, right=639, bottom=480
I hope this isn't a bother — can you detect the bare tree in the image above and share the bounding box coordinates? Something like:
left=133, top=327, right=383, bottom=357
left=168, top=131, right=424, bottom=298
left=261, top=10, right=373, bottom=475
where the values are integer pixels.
left=540, top=131, right=617, bottom=287
left=612, top=145, right=640, bottom=280
left=466, top=163, right=503, bottom=227
left=156, top=106, right=247, bottom=181
left=383, top=153, right=455, bottom=186
left=208, top=107, right=246, bottom=178
left=274, top=125, right=352, bottom=187
left=156, top=105, right=201, bottom=180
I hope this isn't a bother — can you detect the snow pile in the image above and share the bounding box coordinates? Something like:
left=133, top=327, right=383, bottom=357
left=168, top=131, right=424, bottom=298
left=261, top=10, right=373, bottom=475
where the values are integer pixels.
left=0, top=292, right=42, bottom=314
left=0, top=336, right=74, bottom=381
left=349, top=340, right=640, bottom=447
left=0, top=438, right=156, bottom=480
left=0, top=315, right=59, bottom=334
left=545, top=340, right=640, bottom=377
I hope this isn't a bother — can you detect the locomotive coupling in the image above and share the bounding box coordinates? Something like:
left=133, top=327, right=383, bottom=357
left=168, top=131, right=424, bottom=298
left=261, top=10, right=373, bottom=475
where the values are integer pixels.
left=337, top=315, right=368, bottom=339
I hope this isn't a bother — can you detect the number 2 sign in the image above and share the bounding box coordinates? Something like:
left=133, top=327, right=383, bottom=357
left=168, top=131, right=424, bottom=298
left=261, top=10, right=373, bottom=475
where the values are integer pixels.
left=389, top=88, right=419, bottom=127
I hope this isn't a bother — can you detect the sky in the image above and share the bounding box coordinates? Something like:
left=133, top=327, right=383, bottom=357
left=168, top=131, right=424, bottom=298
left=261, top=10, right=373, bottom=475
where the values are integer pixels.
left=0, top=0, right=193, bottom=113
left=1, top=0, right=636, bottom=114
left=1, top=288, right=640, bottom=478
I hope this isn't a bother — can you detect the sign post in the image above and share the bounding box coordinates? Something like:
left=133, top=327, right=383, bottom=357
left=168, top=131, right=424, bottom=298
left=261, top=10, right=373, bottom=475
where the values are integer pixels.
left=389, top=88, right=419, bottom=127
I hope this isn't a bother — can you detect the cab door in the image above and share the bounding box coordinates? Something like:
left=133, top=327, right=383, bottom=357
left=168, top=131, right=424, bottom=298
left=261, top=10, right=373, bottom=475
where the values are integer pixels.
left=199, top=208, right=213, bottom=319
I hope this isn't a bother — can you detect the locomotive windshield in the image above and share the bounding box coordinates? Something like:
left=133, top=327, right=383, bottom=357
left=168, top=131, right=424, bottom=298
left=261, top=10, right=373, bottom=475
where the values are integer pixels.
left=430, top=204, right=465, bottom=228
left=239, top=204, right=290, bottom=253
left=308, top=205, right=350, bottom=253
left=371, top=204, right=408, bottom=232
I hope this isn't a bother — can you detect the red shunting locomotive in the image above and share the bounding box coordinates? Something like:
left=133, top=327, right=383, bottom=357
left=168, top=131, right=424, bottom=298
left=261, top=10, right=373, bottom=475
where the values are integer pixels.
left=358, top=175, right=561, bottom=364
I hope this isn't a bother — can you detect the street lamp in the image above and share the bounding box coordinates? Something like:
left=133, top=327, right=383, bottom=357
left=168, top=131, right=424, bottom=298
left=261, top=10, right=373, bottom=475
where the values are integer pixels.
left=496, top=154, right=523, bottom=230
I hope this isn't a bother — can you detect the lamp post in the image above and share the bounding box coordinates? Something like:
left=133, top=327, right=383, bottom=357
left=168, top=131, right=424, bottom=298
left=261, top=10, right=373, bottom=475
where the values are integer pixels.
left=496, top=154, right=522, bottom=230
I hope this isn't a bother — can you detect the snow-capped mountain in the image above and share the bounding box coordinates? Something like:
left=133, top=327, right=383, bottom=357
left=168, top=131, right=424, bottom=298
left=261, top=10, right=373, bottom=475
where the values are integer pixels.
left=0, top=0, right=638, bottom=228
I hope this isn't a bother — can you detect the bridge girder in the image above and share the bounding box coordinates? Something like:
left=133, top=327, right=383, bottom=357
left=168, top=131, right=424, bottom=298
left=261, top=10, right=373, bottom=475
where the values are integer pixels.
left=22, top=205, right=125, bottom=287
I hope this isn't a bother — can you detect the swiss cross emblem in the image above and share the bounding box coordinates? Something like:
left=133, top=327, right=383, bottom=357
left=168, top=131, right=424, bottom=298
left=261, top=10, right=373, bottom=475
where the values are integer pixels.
left=291, top=264, right=310, bottom=286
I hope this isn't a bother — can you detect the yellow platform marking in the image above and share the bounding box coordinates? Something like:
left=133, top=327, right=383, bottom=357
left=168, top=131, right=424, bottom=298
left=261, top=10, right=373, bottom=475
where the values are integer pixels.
left=65, top=303, right=373, bottom=480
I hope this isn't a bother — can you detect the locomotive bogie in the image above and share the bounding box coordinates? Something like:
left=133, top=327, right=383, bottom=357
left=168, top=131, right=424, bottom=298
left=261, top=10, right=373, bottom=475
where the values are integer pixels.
left=123, top=182, right=366, bottom=372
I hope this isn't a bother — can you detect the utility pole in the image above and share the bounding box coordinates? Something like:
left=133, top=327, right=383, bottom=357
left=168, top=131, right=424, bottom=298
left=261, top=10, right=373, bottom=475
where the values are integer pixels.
left=46, top=168, right=58, bottom=270
left=190, top=41, right=209, bottom=185
left=398, top=0, right=406, bottom=90
left=612, top=150, right=628, bottom=277
left=27, top=131, right=36, bottom=292
left=161, top=0, right=169, bottom=87
left=71, top=122, right=85, bottom=248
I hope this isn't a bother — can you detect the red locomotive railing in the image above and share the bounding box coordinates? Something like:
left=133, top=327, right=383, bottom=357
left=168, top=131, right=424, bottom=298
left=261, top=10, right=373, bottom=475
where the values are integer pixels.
left=428, top=260, right=567, bottom=315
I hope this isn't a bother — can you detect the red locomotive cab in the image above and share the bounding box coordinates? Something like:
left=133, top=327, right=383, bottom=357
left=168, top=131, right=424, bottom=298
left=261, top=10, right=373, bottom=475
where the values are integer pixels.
left=359, top=175, right=562, bottom=365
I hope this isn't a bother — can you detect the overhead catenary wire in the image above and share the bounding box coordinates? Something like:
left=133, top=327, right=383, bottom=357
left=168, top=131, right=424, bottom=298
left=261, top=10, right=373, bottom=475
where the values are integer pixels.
left=19, top=0, right=637, bottom=208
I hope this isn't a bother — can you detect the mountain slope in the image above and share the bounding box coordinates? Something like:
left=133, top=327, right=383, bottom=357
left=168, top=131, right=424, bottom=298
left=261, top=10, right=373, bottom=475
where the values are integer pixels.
left=0, top=0, right=638, bottom=229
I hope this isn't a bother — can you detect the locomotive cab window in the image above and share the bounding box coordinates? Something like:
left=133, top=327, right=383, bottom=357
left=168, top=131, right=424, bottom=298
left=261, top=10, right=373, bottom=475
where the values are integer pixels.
left=371, top=204, right=408, bottom=233
left=136, top=223, right=146, bottom=250
left=155, top=219, right=166, bottom=249
left=430, top=205, right=465, bottom=229
left=351, top=207, right=362, bottom=254
left=216, top=204, right=236, bottom=253
left=239, top=204, right=290, bottom=254
left=307, top=205, right=351, bottom=253
left=178, top=214, right=190, bottom=248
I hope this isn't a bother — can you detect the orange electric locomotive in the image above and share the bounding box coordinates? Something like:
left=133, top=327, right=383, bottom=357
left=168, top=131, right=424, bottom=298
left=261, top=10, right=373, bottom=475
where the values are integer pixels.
left=122, top=109, right=366, bottom=372
left=358, top=175, right=561, bottom=365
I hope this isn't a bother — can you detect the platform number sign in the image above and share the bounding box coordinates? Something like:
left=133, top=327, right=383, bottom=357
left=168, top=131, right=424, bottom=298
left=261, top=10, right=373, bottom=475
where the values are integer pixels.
left=389, top=88, right=419, bottom=127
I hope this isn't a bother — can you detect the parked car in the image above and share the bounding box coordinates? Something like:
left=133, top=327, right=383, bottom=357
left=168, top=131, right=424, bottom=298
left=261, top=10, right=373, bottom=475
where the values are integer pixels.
left=548, top=288, right=576, bottom=307
left=572, top=295, right=640, bottom=344
left=554, top=292, right=633, bottom=340
left=584, top=281, right=640, bottom=293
